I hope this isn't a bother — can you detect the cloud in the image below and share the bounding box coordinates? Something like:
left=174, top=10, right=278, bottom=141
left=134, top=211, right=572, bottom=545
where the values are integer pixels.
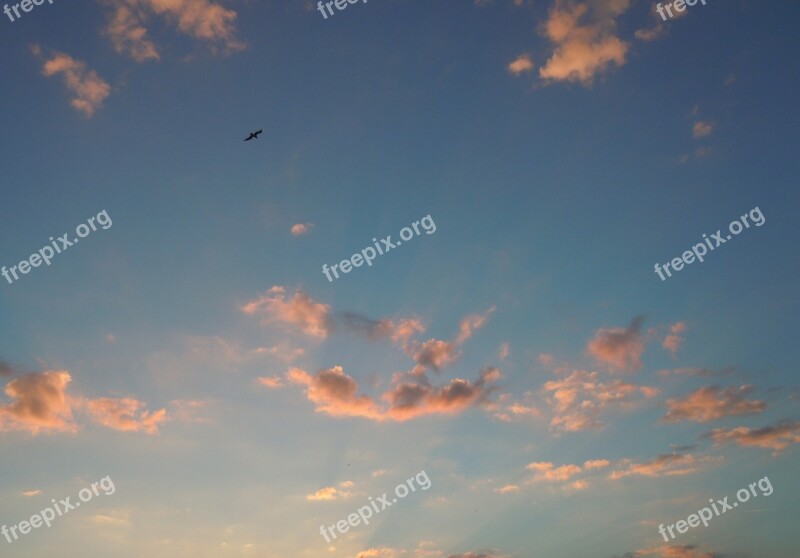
left=542, top=369, right=658, bottom=432
left=36, top=49, right=111, bottom=117
left=306, top=486, right=350, bottom=501
left=704, top=420, right=800, bottom=455
left=337, top=312, right=426, bottom=345
left=287, top=366, right=384, bottom=420
left=168, top=399, right=210, bottom=424
left=583, top=459, right=610, bottom=469
left=508, top=54, right=534, bottom=75
left=663, top=385, right=766, bottom=423
left=83, top=397, right=169, bottom=433
left=635, top=545, right=721, bottom=558
left=662, top=322, right=686, bottom=355
left=286, top=366, right=500, bottom=422
left=382, top=367, right=500, bottom=421
left=498, top=342, right=510, bottom=361
left=291, top=223, right=314, bottom=236
left=656, top=366, right=734, bottom=378
left=538, top=0, right=631, bottom=85
left=455, top=307, right=496, bottom=345
left=257, top=376, right=285, bottom=389
left=526, top=461, right=582, bottom=482
left=609, top=452, right=719, bottom=480
left=242, top=286, right=332, bottom=339
left=22, top=490, right=42, bottom=497
left=102, top=0, right=245, bottom=62
left=0, top=360, right=12, bottom=376
left=406, top=307, right=494, bottom=374
left=494, top=484, right=520, bottom=493
left=587, top=316, right=646, bottom=372
left=241, top=286, right=426, bottom=345
left=692, top=121, right=714, bottom=138
left=410, top=339, right=459, bottom=375
left=0, top=371, right=76, bottom=434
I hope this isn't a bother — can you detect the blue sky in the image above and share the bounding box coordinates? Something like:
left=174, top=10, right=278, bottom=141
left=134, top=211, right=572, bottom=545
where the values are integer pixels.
left=0, top=1, right=798, bottom=557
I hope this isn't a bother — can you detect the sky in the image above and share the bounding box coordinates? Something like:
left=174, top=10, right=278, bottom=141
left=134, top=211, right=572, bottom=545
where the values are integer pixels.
left=1, top=0, right=799, bottom=557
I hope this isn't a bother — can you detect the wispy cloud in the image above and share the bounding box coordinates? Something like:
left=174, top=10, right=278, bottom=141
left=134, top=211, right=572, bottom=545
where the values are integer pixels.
left=704, top=420, right=800, bottom=455
left=663, top=385, right=766, bottom=423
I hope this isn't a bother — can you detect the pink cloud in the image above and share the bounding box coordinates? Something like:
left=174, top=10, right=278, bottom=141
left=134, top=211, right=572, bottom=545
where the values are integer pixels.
left=662, top=322, right=687, bottom=355
left=663, top=385, right=766, bottom=423
left=285, top=366, right=500, bottom=422
left=538, top=0, right=631, bottom=85
left=0, top=371, right=76, bottom=434
left=542, top=369, right=658, bottom=432
left=83, top=397, right=169, bottom=434
left=609, top=452, right=719, bottom=480
left=37, top=50, right=111, bottom=117
left=103, top=0, right=245, bottom=62
left=508, top=53, right=534, bottom=75
left=704, top=420, right=800, bottom=455
left=241, top=286, right=332, bottom=338
left=586, top=316, right=646, bottom=372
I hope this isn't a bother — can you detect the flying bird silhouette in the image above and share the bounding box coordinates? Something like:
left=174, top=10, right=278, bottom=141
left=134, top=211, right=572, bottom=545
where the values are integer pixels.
left=244, top=130, right=263, bottom=141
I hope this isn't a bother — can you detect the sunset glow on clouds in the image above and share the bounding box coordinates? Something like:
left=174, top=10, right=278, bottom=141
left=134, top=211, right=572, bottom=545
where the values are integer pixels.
left=1, top=1, right=798, bottom=557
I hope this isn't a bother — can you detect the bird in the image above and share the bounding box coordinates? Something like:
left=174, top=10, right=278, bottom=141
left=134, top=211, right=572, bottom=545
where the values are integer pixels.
left=244, top=130, right=263, bottom=141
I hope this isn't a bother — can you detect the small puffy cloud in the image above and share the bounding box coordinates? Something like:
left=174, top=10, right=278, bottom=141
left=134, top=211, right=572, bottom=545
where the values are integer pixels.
left=587, top=316, right=646, bottom=372
left=526, top=461, right=582, bottom=482
left=102, top=0, right=245, bottom=62
left=508, top=54, right=534, bottom=75
left=498, top=342, right=510, bottom=361
left=543, top=369, right=658, bottom=432
left=306, top=486, right=348, bottom=501
left=538, top=0, right=631, bottom=86
left=663, top=385, right=766, bottom=423
left=0, top=371, right=76, bottom=434
left=494, top=484, right=520, bottom=493
left=291, top=223, right=314, bottom=236
left=339, top=480, right=354, bottom=488
left=241, top=286, right=332, bottom=339
left=662, top=322, right=686, bottom=355
left=287, top=366, right=383, bottom=420
left=36, top=49, right=111, bottom=117
left=22, top=490, right=42, bottom=497
left=537, top=353, right=554, bottom=366
left=410, top=339, right=459, bottom=375
left=83, top=397, right=169, bottom=434
left=257, top=376, right=285, bottom=389
left=407, top=307, right=493, bottom=374
left=609, top=452, right=719, bottom=480
left=704, top=420, right=800, bottom=455
left=692, top=121, right=714, bottom=138
left=583, top=459, right=610, bottom=470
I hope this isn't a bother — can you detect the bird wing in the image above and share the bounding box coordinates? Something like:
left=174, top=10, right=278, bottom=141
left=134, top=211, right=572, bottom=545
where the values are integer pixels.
left=255, top=130, right=263, bottom=136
